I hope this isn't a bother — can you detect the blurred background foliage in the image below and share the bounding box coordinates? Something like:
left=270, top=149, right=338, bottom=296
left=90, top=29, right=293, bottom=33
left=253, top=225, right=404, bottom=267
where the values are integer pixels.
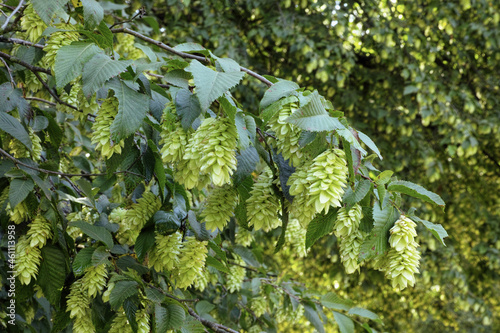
left=57, top=0, right=500, bottom=331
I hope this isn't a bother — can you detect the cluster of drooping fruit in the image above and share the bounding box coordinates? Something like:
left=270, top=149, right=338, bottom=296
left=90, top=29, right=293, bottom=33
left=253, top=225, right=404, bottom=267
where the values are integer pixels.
left=15, top=215, right=53, bottom=285
left=235, top=227, right=254, bottom=247
left=175, top=117, right=238, bottom=189
left=246, top=166, right=281, bottom=232
left=20, top=4, right=47, bottom=43
left=114, top=33, right=145, bottom=60
left=226, top=255, right=246, bottom=293
left=115, top=191, right=161, bottom=245
left=333, top=204, right=365, bottom=274
left=66, top=279, right=95, bottom=333
left=148, top=231, right=183, bottom=272
left=285, top=218, right=308, bottom=258
left=7, top=128, right=42, bottom=161
left=7, top=200, right=30, bottom=224
left=201, top=185, right=239, bottom=231
left=250, top=294, right=268, bottom=317
left=385, top=215, right=421, bottom=290
left=42, top=23, right=80, bottom=70
left=288, top=148, right=348, bottom=227
left=159, top=104, right=189, bottom=164
left=91, top=97, right=125, bottom=159
left=268, top=99, right=303, bottom=166
left=66, top=206, right=99, bottom=239
left=174, top=236, right=208, bottom=289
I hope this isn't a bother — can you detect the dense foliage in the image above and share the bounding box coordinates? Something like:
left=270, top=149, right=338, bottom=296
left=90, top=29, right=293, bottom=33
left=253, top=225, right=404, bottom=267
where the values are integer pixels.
left=0, top=0, right=497, bottom=332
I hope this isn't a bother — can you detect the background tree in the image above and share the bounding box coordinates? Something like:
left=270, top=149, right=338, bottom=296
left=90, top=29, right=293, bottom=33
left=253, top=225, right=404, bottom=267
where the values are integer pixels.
left=0, top=1, right=497, bottom=333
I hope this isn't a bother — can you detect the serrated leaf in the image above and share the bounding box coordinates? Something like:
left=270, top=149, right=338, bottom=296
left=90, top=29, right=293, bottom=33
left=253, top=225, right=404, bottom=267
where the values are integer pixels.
left=164, top=304, right=186, bottom=330
left=154, top=211, right=181, bottom=235
left=348, top=307, right=380, bottom=322
left=260, top=80, right=299, bottom=109
left=208, top=240, right=227, bottom=263
left=305, top=209, right=338, bottom=249
left=375, top=170, right=393, bottom=185
left=31, top=0, right=69, bottom=25
left=82, top=53, right=132, bottom=97
left=69, top=221, right=114, bottom=249
left=233, top=146, right=259, bottom=184
left=109, top=281, right=138, bottom=310
left=206, top=256, right=229, bottom=273
left=123, top=297, right=139, bottom=332
left=175, top=89, right=202, bottom=131
left=145, top=287, right=165, bottom=304
left=186, top=60, right=245, bottom=111
left=55, top=42, right=102, bottom=88
left=233, top=245, right=260, bottom=267
left=333, top=311, right=355, bottom=333
left=9, top=178, right=34, bottom=208
left=107, top=78, right=150, bottom=141
left=163, top=69, right=191, bottom=89
left=337, top=127, right=367, bottom=155
left=0, top=83, right=30, bottom=116
left=82, top=0, right=104, bottom=30
left=274, top=151, right=295, bottom=203
left=234, top=112, right=251, bottom=150
left=359, top=204, right=398, bottom=261
left=0, top=111, right=31, bottom=150
left=174, top=43, right=210, bottom=56
left=303, top=303, right=325, bottom=333
left=72, top=247, right=95, bottom=275
left=411, top=215, right=448, bottom=246
left=357, top=130, right=382, bottom=160
left=187, top=210, right=214, bottom=241
left=135, top=43, right=157, bottom=61
left=387, top=180, right=445, bottom=208
left=181, top=316, right=205, bottom=333
left=287, top=91, right=346, bottom=132
left=320, top=292, right=353, bottom=311
left=38, top=245, right=68, bottom=304
left=343, top=179, right=371, bottom=207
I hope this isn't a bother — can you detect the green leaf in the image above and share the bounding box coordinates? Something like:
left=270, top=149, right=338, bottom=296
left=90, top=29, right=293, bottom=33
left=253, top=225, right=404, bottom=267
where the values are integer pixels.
left=123, top=297, right=139, bottom=332
left=175, top=89, right=202, bottom=131
left=343, top=179, right=371, bottom=207
left=320, top=292, right=353, bottom=311
left=82, top=0, right=104, bottom=29
left=208, top=240, right=227, bottom=263
left=54, top=42, right=102, bottom=88
left=348, top=307, right=381, bottom=322
left=145, top=287, right=166, bottom=304
left=333, top=311, right=355, bottom=333
left=403, top=85, right=419, bottom=95
left=107, top=78, right=150, bottom=141
left=163, top=304, right=186, bottom=330
left=82, top=53, right=132, bottom=97
left=31, top=0, right=70, bottom=25
left=91, top=246, right=110, bottom=266
left=187, top=210, right=213, bottom=241
left=234, top=112, right=251, bottom=150
left=336, top=127, right=367, bottom=155
left=0, top=83, right=30, bottom=116
left=359, top=204, right=398, bottom=261
left=411, top=215, right=448, bottom=246
left=206, top=256, right=229, bottom=273
left=306, top=209, right=338, bottom=249
left=109, top=281, right=138, bottom=310
left=72, top=247, right=95, bottom=275
left=286, top=91, right=346, bottom=132
left=343, top=139, right=355, bottom=185
left=69, top=221, right=114, bottom=249
left=387, top=180, right=445, bottom=208
left=174, top=43, right=210, bottom=56
left=0, top=112, right=31, bottom=150
left=375, top=170, right=393, bottom=185
left=9, top=178, right=34, bottom=208
left=357, top=130, right=382, bottom=160
left=181, top=316, right=205, bottom=333
left=274, top=151, right=295, bottom=203
left=38, top=245, right=68, bottom=304
left=154, top=211, right=181, bottom=235
left=303, top=303, right=325, bottom=333
left=233, top=146, right=259, bottom=184
left=163, top=69, right=191, bottom=90
left=186, top=59, right=245, bottom=111
left=42, top=111, right=63, bottom=147
left=260, top=80, right=299, bottom=109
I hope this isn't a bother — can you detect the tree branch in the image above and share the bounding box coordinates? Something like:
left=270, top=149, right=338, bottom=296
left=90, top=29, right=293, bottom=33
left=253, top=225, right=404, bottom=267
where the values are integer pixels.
left=0, top=0, right=24, bottom=30
left=0, top=36, right=45, bottom=49
left=110, top=27, right=273, bottom=87
left=0, top=50, right=51, bottom=74
left=0, top=56, right=15, bottom=87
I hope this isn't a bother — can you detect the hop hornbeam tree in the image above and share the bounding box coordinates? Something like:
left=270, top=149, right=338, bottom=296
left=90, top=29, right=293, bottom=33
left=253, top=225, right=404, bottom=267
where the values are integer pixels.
left=0, top=1, right=450, bottom=332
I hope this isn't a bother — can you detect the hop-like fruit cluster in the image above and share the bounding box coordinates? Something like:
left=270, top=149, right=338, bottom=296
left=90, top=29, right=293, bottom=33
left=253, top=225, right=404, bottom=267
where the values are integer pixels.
left=15, top=236, right=41, bottom=285
left=289, top=149, right=348, bottom=227
left=20, top=4, right=47, bottom=43
left=160, top=123, right=189, bottom=164
left=91, top=97, right=125, bottom=159
left=148, top=232, right=183, bottom=272
left=193, top=267, right=218, bottom=292
left=177, top=117, right=238, bottom=188
left=275, top=303, right=304, bottom=325
left=175, top=237, right=208, bottom=289
left=7, top=201, right=30, bottom=224
left=26, top=215, right=53, bottom=248
left=115, top=33, right=145, bottom=60
left=226, top=256, right=246, bottom=293
left=66, top=206, right=99, bottom=239
left=334, top=204, right=364, bottom=274
left=268, top=101, right=303, bottom=166
left=81, top=263, right=108, bottom=298
left=43, top=24, right=80, bottom=70
left=285, top=218, right=308, bottom=258
left=7, top=128, right=40, bottom=160
left=66, top=280, right=94, bottom=333
left=201, top=185, right=239, bottom=231
left=24, top=70, right=45, bottom=93
left=246, top=167, right=281, bottom=232
left=251, top=296, right=268, bottom=317
left=385, top=215, right=421, bottom=290
left=118, top=191, right=161, bottom=244
left=136, top=308, right=150, bottom=333
left=108, top=311, right=133, bottom=333
left=235, top=227, right=254, bottom=247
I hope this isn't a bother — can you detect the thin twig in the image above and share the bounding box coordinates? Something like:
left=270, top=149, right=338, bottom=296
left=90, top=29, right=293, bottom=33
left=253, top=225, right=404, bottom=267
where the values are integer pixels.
left=0, top=0, right=24, bottom=30
left=0, top=50, right=51, bottom=74
left=32, top=71, right=80, bottom=111
left=24, top=97, right=56, bottom=106
left=227, top=260, right=278, bottom=277
left=109, top=7, right=146, bottom=29
left=0, top=148, right=145, bottom=179
left=111, top=27, right=274, bottom=87
left=0, top=57, right=15, bottom=87
left=0, top=36, right=45, bottom=49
